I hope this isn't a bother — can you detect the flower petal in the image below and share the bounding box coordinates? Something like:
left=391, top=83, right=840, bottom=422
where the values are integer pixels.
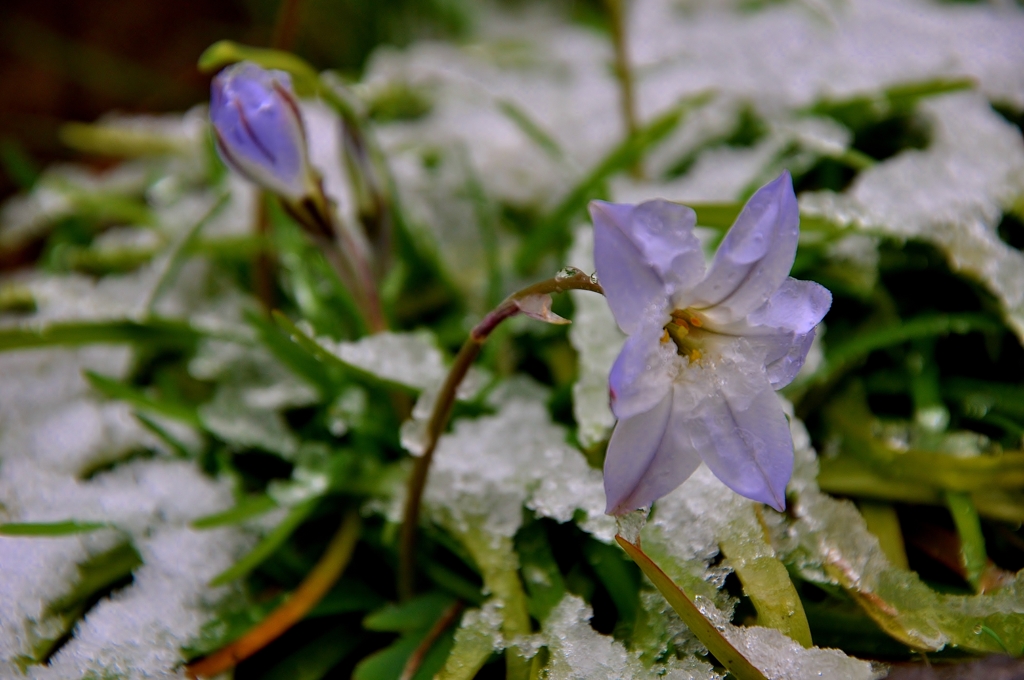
left=609, top=322, right=674, bottom=420
left=747, top=278, right=832, bottom=335
left=737, top=277, right=832, bottom=388
left=690, top=368, right=793, bottom=511
left=688, top=171, right=800, bottom=325
left=603, top=391, right=677, bottom=515
left=591, top=199, right=704, bottom=334
left=605, top=384, right=705, bottom=514
left=211, top=62, right=312, bottom=201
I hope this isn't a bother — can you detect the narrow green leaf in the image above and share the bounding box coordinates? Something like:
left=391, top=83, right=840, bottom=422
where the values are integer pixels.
left=270, top=311, right=419, bottom=394
left=352, top=629, right=427, bottom=680
left=515, top=92, right=713, bottom=272
left=0, top=520, right=108, bottom=536
left=496, top=100, right=564, bottom=160
left=616, top=535, right=769, bottom=680
left=718, top=513, right=813, bottom=649
left=85, top=371, right=202, bottom=428
left=261, top=625, right=365, bottom=680
left=191, top=495, right=278, bottom=529
left=307, top=579, right=386, bottom=617
left=514, top=521, right=567, bottom=622
left=859, top=501, right=910, bottom=570
left=364, top=592, right=456, bottom=633
left=583, top=538, right=639, bottom=630
left=208, top=498, right=317, bottom=586
left=820, top=313, right=1001, bottom=384
left=945, top=491, right=988, bottom=592
left=0, top=318, right=200, bottom=352
left=246, top=309, right=337, bottom=398
left=197, top=41, right=320, bottom=93
left=147, top=192, right=230, bottom=313
left=134, top=412, right=195, bottom=458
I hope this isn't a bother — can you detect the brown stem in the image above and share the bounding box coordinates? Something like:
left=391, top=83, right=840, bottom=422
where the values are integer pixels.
left=185, top=510, right=361, bottom=678
left=398, top=600, right=465, bottom=680
left=606, top=0, right=642, bottom=179
left=397, top=269, right=603, bottom=600
left=270, top=0, right=304, bottom=50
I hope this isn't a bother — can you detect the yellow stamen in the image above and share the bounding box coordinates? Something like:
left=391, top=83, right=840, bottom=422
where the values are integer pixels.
left=661, top=329, right=670, bottom=343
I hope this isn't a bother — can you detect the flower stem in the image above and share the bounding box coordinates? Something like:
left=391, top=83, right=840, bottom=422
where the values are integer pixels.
left=397, top=269, right=603, bottom=601
left=605, top=0, right=642, bottom=178
left=399, top=599, right=465, bottom=680
left=288, top=186, right=388, bottom=333
left=185, top=509, right=361, bottom=678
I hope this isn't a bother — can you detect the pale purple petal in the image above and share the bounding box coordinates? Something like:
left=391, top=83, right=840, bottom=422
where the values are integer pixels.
left=603, top=391, right=675, bottom=515
left=605, top=384, right=704, bottom=514
left=734, top=278, right=832, bottom=388
left=690, top=368, right=793, bottom=511
left=590, top=199, right=704, bottom=334
left=747, top=278, right=832, bottom=335
left=688, top=171, right=799, bottom=325
left=211, top=62, right=312, bottom=201
left=609, top=323, right=674, bottom=420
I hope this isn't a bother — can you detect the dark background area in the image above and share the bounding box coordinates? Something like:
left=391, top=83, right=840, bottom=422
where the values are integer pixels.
left=0, top=0, right=473, bottom=204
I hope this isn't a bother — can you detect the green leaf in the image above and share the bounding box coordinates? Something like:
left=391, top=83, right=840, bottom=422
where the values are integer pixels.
left=818, top=313, right=1002, bottom=385
left=514, top=521, right=567, bottom=623
left=246, top=309, right=338, bottom=398
left=307, top=579, right=386, bottom=617
left=717, top=509, right=813, bottom=648
left=0, top=318, right=200, bottom=352
left=945, top=491, right=988, bottom=592
left=859, top=501, right=910, bottom=571
left=261, top=625, right=365, bottom=680
left=85, top=371, right=202, bottom=428
left=0, top=520, right=108, bottom=536
left=364, top=592, right=456, bottom=633
left=208, top=498, right=317, bottom=586
left=197, top=41, right=320, bottom=94
left=515, top=91, right=713, bottom=272
left=270, top=311, right=420, bottom=395
left=496, top=99, right=564, bottom=160
left=21, top=541, right=142, bottom=664
left=582, top=538, right=639, bottom=631
left=191, top=494, right=278, bottom=529
left=616, top=536, right=769, bottom=680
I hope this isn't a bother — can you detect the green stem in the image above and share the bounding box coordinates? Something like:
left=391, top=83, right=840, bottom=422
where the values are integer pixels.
left=617, top=535, right=768, bottom=680
left=398, top=269, right=603, bottom=601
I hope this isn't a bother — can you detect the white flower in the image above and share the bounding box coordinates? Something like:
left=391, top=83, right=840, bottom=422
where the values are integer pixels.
left=591, top=171, right=832, bottom=515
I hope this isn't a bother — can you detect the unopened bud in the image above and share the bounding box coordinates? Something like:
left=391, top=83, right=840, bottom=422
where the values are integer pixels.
left=210, top=61, right=317, bottom=202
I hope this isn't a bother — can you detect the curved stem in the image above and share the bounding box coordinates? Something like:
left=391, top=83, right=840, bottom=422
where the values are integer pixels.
left=397, top=269, right=603, bottom=601
left=399, top=600, right=465, bottom=680
left=186, top=509, right=361, bottom=678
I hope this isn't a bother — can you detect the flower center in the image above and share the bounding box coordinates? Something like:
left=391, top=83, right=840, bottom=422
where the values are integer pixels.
left=661, top=309, right=705, bottom=363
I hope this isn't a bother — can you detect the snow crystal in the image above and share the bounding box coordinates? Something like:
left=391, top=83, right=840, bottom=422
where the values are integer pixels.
left=566, top=226, right=623, bottom=449
left=322, top=329, right=483, bottom=395
left=541, top=595, right=719, bottom=680
left=690, top=595, right=884, bottom=680
left=423, top=391, right=615, bottom=542
left=803, top=93, right=1024, bottom=339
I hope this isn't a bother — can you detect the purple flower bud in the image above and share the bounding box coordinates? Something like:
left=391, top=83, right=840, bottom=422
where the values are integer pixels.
left=210, top=61, right=316, bottom=202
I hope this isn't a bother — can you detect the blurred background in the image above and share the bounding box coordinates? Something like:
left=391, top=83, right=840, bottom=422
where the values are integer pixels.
left=0, top=0, right=486, bottom=205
